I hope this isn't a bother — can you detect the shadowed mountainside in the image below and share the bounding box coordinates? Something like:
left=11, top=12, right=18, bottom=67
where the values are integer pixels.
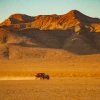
left=0, top=10, right=100, bottom=59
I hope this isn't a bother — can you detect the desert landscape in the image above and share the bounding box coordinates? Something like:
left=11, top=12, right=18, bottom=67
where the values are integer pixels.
left=0, top=1, right=100, bottom=99
left=0, top=77, right=100, bottom=100
left=0, top=9, right=100, bottom=77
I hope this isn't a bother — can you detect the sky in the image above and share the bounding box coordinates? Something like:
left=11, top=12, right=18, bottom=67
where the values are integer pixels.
left=0, top=0, right=100, bottom=22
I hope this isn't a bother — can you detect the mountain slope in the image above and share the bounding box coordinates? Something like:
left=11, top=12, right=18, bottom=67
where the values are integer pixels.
left=0, top=14, right=34, bottom=26
left=1, top=10, right=100, bottom=31
left=0, top=10, right=100, bottom=59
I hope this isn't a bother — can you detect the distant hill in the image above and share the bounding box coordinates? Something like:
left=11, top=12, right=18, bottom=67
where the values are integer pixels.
left=0, top=10, right=100, bottom=60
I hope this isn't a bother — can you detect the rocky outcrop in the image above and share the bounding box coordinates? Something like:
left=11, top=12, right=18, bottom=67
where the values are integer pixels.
left=0, top=10, right=100, bottom=59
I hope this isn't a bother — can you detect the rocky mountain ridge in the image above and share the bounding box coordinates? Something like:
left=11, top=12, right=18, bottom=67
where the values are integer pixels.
left=0, top=10, right=100, bottom=59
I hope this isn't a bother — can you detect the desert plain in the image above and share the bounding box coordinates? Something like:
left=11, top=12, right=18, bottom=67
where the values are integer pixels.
left=0, top=10, right=100, bottom=100
left=0, top=57, right=100, bottom=100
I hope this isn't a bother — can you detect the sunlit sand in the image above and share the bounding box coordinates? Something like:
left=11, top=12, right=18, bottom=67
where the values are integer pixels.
left=0, top=77, right=100, bottom=100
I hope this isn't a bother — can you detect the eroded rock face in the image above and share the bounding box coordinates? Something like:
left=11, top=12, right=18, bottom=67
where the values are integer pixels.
left=1, top=10, right=100, bottom=31
left=0, top=14, right=34, bottom=26
left=0, top=10, right=100, bottom=59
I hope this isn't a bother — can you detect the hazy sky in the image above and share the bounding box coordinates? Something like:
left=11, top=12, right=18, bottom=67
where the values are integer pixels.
left=0, top=0, right=100, bottom=22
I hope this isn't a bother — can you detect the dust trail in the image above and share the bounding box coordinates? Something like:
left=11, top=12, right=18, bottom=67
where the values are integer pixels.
left=0, top=77, right=36, bottom=80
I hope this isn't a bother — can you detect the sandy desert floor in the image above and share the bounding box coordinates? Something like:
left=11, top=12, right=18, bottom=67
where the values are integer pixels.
left=0, top=59, right=100, bottom=100
left=0, top=77, right=100, bottom=100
